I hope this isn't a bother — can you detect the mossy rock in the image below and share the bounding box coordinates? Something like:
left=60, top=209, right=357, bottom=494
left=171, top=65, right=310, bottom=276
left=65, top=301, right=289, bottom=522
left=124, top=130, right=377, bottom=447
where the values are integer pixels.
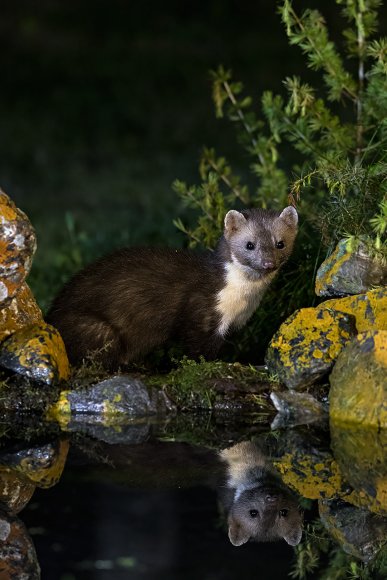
left=0, top=322, right=70, bottom=384
left=0, top=190, right=37, bottom=308
left=329, top=330, right=387, bottom=428
left=330, top=425, right=387, bottom=516
left=265, top=308, right=357, bottom=390
left=0, top=283, right=43, bottom=343
left=319, top=499, right=387, bottom=563
left=315, top=238, right=387, bottom=297
left=321, top=287, right=387, bottom=334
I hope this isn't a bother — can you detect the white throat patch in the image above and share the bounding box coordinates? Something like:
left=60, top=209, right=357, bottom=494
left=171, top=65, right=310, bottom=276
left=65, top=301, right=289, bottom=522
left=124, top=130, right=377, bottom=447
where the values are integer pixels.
left=216, top=260, right=274, bottom=337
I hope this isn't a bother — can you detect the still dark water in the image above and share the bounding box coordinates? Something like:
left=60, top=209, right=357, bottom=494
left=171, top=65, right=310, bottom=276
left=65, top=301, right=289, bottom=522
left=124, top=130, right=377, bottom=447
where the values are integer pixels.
left=1, top=417, right=386, bottom=580
left=22, top=442, right=295, bottom=579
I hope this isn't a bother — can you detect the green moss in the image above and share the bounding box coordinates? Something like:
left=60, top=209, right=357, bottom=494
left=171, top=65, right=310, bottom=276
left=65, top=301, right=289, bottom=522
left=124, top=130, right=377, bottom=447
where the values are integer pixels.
left=148, top=357, right=275, bottom=410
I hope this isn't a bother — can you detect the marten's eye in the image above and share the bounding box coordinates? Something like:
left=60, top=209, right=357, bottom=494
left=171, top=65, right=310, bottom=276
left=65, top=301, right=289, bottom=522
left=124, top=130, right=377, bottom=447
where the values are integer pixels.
left=276, top=240, right=285, bottom=249
left=246, top=242, right=255, bottom=250
left=279, top=509, right=289, bottom=517
left=249, top=510, right=258, bottom=518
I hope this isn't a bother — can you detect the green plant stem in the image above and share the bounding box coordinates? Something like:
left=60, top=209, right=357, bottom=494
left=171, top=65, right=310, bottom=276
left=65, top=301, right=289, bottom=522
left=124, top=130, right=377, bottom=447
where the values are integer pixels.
left=222, top=80, right=260, bottom=155
left=205, top=155, right=247, bottom=202
left=356, top=4, right=366, bottom=164
left=286, top=2, right=357, bottom=102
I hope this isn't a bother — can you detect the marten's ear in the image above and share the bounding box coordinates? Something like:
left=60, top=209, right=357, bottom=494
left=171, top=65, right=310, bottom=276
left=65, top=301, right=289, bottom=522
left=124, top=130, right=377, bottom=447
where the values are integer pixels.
left=283, top=525, right=303, bottom=546
left=224, top=210, right=247, bottom=236
left=279, top=206, right=298, bottom=227
left=228, top=518, right=250, bottom=546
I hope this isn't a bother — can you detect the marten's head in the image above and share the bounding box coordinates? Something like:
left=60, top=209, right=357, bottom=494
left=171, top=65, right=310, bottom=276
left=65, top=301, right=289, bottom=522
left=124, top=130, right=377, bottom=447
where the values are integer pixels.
left=223, top=206, right=298, bottom=279
left=227, top=485, right=303, bottom=547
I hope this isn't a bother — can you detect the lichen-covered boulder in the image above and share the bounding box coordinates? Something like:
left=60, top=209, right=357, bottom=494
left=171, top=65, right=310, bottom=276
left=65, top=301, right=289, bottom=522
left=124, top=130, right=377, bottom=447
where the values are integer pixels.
left=330, top=425, right=387, bottom=516
left=0, top=283, right=43, bottom=343
left=315, top=238, right=387, bottom=297
left=0, top=470, right=35, bottom=515
left=329, top=330, right=387, bottom=428
left=0, top=322, right=70, bottom=384
left=321, top=287, right=387, bottom=333
left=265, top=308, right=357, bottom=390
left=0, top=508, right=40, bottom=579
left=0, top=439, right=69, bottom=489
left=0, top=191, right=37, bottom=308
left=319, top=499, right=387, bottom=563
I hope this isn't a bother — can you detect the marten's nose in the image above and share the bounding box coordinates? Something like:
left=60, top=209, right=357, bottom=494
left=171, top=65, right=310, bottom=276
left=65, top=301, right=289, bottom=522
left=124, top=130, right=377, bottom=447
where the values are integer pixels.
left=262, top=260, right=275, bottom=270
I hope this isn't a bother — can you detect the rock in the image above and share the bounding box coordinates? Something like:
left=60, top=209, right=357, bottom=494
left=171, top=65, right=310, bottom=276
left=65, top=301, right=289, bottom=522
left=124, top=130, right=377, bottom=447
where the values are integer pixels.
left=0, top=283, right=43, bottom=343
left=0, top=470, right=35, bottom=515
left=329, top=330, right=387, bottom=428
left=0, top=439, right=69, bottom=489
left=270, top=390, right=328, bottom=429
left=315, top=238, right=387, bottom=297
left=273, top=437, right=346, bottom=501
left=330, top=425, right=387, bottom=516
left=49, top=375, right=169, bottom=426
left=321, top=287, right=387, bottom=334
left=0, top=508, right=40, bottom=579
left=0, top=190, right=37, bottom=308
left=0, top=322, right=70, bottom=384
left=319, top=499, right=387, bottom=562
left=265, top=308, right=357, bottom=390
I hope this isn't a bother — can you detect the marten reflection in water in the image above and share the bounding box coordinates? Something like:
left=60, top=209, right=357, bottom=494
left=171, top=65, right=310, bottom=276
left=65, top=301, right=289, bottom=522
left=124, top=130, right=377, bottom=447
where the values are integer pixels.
left=219, top=441, right=303, bottom=547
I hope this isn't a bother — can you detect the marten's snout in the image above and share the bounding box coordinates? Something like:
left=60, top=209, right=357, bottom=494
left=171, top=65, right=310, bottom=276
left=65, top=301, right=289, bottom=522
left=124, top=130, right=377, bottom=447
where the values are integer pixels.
left=261, top=260, right=276, bottom=270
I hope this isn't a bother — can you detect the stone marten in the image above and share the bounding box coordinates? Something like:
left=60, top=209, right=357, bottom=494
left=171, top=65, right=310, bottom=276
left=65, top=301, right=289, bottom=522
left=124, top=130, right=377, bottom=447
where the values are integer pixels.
left=219, top=441, right=303, bottom=546
left=46, top=206, right=298, bottom=369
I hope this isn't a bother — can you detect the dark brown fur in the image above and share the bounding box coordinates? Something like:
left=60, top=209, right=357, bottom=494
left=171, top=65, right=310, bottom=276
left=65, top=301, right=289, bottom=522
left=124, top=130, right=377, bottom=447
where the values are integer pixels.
left=46, top=207, right=298, bottom=368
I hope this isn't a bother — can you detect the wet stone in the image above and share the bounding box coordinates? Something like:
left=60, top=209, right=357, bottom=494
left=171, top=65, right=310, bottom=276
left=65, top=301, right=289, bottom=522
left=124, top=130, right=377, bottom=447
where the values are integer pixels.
left=51, top=375, right=167, bottom=422
left=0, top=508, right=40, bottom=579
left=319, top=499, right=387, bottom=563
left=64, top=418, right=153, bottom=445
left=0, top=283, right=43, bottom=344
left=0, top=469, right=35, bottom=515
left=270, top=390, right=328, bottom=429
left=0, top=190, right=37, bottom=309
left=0, top=322, right=70, bottom=385
left=265, top=308, right=357, bottom=390
left=329, top=330, right=387, bottom=428
left=315, top=238, right=387, bottom=297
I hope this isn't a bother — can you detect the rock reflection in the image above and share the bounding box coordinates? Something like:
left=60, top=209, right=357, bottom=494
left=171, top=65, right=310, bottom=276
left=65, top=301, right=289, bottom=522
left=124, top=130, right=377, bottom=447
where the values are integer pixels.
left=0, top=438, right=69, bottom=579
left=219, top=441, right=303, bottom=546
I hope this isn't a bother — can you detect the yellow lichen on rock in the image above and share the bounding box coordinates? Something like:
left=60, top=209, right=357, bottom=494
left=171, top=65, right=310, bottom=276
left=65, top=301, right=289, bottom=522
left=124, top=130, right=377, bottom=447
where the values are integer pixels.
left=265, top=307, right=356, bottom=389
left=0, top=283, right=43, bottom=343
left=330, top=330, right=387, bottom=428
left=315, top=238, right=387, bottom=296
left=274, top=453, right=345, bottom=499
left=0, top=190, right=37, bottom=308
left=0, top=322, right=70, bottom=384
left=321, top=287, right=387, bottom=334
left=5, top=439, right=70, bottom=489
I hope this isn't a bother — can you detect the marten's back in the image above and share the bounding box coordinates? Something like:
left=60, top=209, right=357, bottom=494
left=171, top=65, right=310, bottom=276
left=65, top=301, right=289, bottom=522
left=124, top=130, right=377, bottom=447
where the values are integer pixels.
left=47, top=247, right=224, bottom=366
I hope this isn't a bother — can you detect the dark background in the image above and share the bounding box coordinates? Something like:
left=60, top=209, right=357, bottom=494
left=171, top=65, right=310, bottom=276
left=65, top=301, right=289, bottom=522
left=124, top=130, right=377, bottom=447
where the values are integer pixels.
left=1, top=0, right=387, bottom=308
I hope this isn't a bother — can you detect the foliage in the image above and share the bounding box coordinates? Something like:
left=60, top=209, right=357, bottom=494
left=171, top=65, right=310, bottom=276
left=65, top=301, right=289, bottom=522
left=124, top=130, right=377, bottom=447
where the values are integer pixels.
left=290, top=520, right=387, bottom=579
left=172, top=0, right=387, bottom=360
